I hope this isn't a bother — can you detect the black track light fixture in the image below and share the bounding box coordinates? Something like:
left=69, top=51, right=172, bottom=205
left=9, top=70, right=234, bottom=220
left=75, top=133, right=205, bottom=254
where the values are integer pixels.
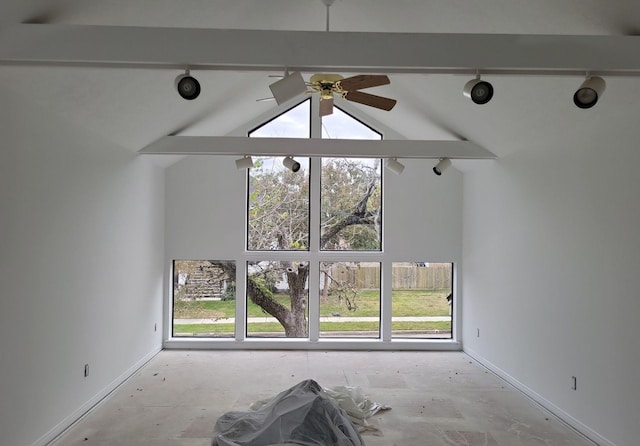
left=175, top=69, right=201, bottom=100
left=463, top=75, right=494, bottom=105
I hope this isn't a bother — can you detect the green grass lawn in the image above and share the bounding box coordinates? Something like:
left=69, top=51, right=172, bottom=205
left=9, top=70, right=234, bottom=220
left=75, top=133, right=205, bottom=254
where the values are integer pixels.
left=173, top=320, right=451, bottom=336
left=173, top=289, right=450, bottom=319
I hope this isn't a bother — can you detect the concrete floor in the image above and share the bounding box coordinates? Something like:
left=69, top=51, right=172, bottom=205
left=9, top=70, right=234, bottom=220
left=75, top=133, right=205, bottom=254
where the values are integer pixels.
left=52, top=350, right=594, bottom=446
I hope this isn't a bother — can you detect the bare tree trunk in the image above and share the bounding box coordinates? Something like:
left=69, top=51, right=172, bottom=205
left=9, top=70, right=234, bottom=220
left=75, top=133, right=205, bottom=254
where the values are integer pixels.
left=321, top=268, right=330, bottom=303
left=219, top=261, right=308, bottom=337
left=284, top=263, right=309, bottom=337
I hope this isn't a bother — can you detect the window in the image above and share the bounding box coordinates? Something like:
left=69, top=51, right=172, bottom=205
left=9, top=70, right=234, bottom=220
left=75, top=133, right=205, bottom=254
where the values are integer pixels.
left=320, top=159, right=381, bottom=251
left=247, top=157, right=310, bottom=251
left=172, top=260, right=236, bottom=338
left=391, top=262, right=453, bottom=339
left=170, top=97, right=456, bottom=345
left=320, top=261, right=381, bottom=338
left=248, top=101, right=311, bottom=251
left=245, top=102, right=385, bottom=339
left=246, top=260, right=309, bottom=337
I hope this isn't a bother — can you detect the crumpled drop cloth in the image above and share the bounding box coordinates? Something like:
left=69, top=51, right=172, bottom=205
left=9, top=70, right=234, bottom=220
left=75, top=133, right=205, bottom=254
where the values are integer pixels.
left=211, top=379, right=390, bottom=446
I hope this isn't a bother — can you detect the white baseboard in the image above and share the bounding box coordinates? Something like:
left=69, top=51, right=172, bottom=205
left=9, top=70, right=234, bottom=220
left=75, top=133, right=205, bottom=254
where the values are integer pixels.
left=35, top=346, right=163, bottom=446
left=464, top=348, right=614, bottom=446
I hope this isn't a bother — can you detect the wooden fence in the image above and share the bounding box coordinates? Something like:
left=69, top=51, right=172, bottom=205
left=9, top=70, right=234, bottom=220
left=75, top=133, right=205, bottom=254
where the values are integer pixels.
left=326, top=262, right=452, bottom=290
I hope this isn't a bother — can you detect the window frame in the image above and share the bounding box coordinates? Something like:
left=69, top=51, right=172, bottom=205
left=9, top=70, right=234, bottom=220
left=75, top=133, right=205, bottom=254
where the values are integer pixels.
left=164, top=96, right=460, bottom=350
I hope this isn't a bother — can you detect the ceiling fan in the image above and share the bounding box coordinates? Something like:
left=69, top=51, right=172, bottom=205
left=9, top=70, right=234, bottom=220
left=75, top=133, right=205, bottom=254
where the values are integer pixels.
left=307, top=73, right=397, bottom=116
left=267, top=71, right=397, bottom=116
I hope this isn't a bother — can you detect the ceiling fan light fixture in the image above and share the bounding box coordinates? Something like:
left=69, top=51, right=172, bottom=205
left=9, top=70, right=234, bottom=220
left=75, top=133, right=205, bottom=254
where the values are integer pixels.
left=573, top=76, right=605, bottom=109
left=235, top=156, right=254, bottom=170
left=175, top=69, right=201, bottom=100
left=269, top=71, right=307, bottom=105
left=283, top=156, right=301, bottom=172
left=433, top=158, right=452, bottom=176
left=463, top=76, right=493, bottom=105
left=385, top=158, right=405, bottom=175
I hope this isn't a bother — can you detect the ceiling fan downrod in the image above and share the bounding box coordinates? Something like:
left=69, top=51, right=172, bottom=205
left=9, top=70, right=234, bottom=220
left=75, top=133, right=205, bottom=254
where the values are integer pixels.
left=321, top=0, right=336, bottom=32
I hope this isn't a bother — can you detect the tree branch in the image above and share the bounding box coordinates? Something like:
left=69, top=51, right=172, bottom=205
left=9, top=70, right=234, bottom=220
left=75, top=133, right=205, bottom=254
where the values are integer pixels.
left=320, top=176, right=378, bottom=249
left=218, top=261, right=291, bottom=327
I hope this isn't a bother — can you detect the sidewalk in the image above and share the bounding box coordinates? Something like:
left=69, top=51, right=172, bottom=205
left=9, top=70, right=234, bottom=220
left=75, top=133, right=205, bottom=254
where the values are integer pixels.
left=175, top=316, right=451, bottom=324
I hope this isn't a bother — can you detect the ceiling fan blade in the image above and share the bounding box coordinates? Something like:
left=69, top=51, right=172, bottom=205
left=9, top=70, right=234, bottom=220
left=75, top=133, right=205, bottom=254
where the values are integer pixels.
left=344, top=90, right=397, bottom=111
left=339, top=74, right=390, bottom=92
left=319, top=96, right=334, bottom=116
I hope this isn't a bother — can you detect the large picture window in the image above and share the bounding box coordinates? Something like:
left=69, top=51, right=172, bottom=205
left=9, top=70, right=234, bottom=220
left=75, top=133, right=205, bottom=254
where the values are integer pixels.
left=170, top=97, right=456, bottom=345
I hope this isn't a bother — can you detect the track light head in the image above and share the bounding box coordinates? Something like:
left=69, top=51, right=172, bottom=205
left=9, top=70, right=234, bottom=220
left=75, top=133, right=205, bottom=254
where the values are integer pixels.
left=175, top=70, right=201, bottom=100
left=385, top=158, right=405, bottom=175
left=235, top=156, right=254, bottom=170
left=433, top=158, right=452, bottom=176
left=573, top=76, right=605, bottom=109
left=463, top=77, right=494, bottom=105
left=283, top=156, right=301, bottom=172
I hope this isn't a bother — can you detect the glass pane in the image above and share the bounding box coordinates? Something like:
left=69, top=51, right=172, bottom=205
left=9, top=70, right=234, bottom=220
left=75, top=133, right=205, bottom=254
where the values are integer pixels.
left=321, top=107, right=382, bottom=140
left=319, top=261, right=380, bottom=338
left=391, top=262, right=453, bottom=339
left=172, top=260, right=236, bottom=338
left=246, top=260, right=309, bottom=338
left=247, top=157, right=310, bottom=250
left=320, top=158, right=381, bottom=251
left=250, top=99, right=310, bottom=138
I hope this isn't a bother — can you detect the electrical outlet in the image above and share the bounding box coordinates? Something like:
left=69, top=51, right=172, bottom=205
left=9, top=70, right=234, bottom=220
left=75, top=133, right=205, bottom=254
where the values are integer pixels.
left=84, top=364, right=90, bottom=378
left=571, top=376, right=577, bottom=390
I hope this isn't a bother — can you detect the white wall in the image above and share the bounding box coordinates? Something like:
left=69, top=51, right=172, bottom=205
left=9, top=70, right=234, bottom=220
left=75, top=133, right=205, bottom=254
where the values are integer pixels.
left=462, top=142, right=640, bottom=445
left=384, top=158, right=462, bottom=261
left=0, top=90, right=165, bottom=446
left=165, top=156, right=246, bottom=261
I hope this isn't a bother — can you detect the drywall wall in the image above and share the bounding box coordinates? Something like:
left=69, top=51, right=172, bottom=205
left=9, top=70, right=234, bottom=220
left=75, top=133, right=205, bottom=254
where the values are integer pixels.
left=383, top=158, right=463, bottom=261
left=0, top=90, right=165, bottom=446
left=462, top=142, right=640, bottom=445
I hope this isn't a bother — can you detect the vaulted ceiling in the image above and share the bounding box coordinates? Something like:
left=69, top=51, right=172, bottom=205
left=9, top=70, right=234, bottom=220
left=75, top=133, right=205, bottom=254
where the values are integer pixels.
left=2, top=0, right=639, bottom=169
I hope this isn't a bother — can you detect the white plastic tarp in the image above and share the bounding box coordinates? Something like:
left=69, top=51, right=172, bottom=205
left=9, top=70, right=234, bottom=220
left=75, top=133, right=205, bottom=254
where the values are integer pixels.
left=211, top=379, right=389, bottom=446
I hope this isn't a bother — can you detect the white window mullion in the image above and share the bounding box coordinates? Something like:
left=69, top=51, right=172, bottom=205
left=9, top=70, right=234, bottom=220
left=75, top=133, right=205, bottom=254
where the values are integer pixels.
left=235, top=260, right=247, bottom=341
left=380, top=259, right=393, bottom=342
left=308, top=155, right=322, bottom=340
left=310, top=96, right=323, bottom=139
left=307, top=98, right=323, bottom=341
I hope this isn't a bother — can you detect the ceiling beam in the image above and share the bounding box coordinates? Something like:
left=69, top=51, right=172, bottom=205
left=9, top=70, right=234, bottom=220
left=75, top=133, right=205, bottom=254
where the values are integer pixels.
left=2, top=24, right=640, bottom=75
left=138, top=136, right=496, bottom=159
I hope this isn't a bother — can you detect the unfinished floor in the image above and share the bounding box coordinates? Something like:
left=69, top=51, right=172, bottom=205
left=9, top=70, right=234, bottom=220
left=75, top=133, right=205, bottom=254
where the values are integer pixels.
left=52, top=350, right=594, bottom=446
